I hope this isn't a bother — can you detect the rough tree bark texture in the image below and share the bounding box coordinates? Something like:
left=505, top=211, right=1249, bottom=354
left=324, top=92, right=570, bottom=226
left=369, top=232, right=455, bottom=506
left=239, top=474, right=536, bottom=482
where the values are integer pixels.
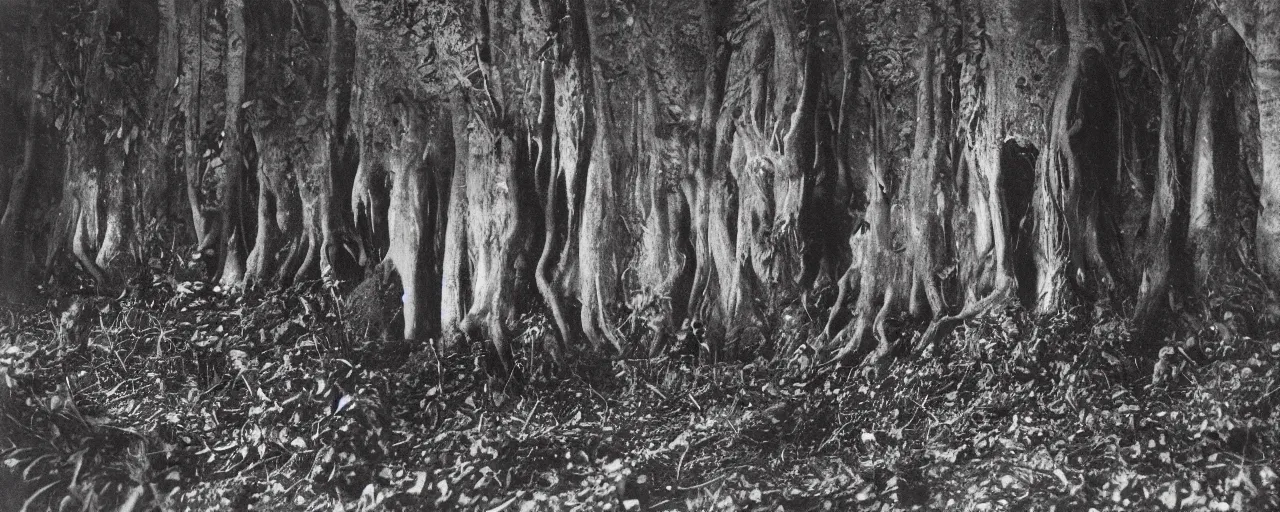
left=631, top=67, right=697, bottom=356
left=1134, top=78, right=1178, bottom=329
left=938, top=0, right=1031, bottom=321
left=50, top=0, right=122, bottom=285
left=724, top=0, right=817, bottom=337
left=52, top=131, right=107, bottom=285
left=11, top=0, right=1280, bottom=371
left=181, top=0, right=217, bottom=251
left=457, top=124, right=526, bottom=371
left=686, top=0, right=735, bottom=337
left=243, top=0, right=353, bottom=290
left=440, top=99, right=471, bottom=346
left=217, top=0, right=248, bottom=287
left=828, top=3, right=948, bottom=366
left=905, top=13, right=944, bottom=320
left=136, top=0, right=183, bottom=239
left=1187, top=25, right=1237, bottom=288
left=320, top=0, right=349, bottom=282
left=0, top=3, right=44, bottom=261
left=573, top=0, right=624, bottom=353
left=534, top=52, right=571, bottom=358
left=244, top=124, right=303, bottom=287
left=387, top=103, right=451, bottom=341
left=1033, top=0, right=1106, bottom=313
left=93, top=1, right=132, bottom=272
left=1254, top=3, right=1280, bottom=280
left=826, top=80, right=902, bottom=363
left=538, top=0, right=594, bottom=353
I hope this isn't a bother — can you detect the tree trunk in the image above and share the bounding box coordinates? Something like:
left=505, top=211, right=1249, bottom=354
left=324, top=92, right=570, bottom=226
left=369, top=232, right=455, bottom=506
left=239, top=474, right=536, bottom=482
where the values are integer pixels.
left=534, top=54, right=573, bottom=359
left=438, top=0, right=532, bottom=373
left=218, top=0, right=247, bottom=287
left=458, top=124, right=525, bottom=372
left=829, top=7, right=940, bottom=366
left=574, top=0, right=624, bottom=353
left=548, top=0, right=595, bottom=350
left=1134, top=79, right=1178, bottom=329
left=577, top=88, right=622, bottom=353
left=440, top=99, right=471, bottom=347
left=242, top=127, right=299, bottom=287
left=1255, top=2, right=1280, bottom=279
left=0, top=2, right=45, bottom=263
left=317, top=0, right=351, bottom=283
left=827, top=80, right=903, bottom=363
left=96, top=147, right=130, bottom=270
left=686, top=0, right=735, bottom=344
left=91, top=0, right=132, bottom=271
left=767, top=0, right=815, bottom=294
left=1188, top=25, right=1233, bottom=288
left=906, top=20, right=944, bottom=319
left=135, top=0, right=183, bottom=242
left=182, top=0, right=215, bottom=251
left=52, top=131, right=108, bottom=286
left=12, top=0, right=1279, bottom=370
left=49, top=0, right=120, bottom=285
left=1033, top=0, right=1105, bottom=313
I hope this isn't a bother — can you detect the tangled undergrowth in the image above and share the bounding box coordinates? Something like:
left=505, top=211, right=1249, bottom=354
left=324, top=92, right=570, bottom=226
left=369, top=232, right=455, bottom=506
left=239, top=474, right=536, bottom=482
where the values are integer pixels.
left=2, top=270, right=1280, bottom=511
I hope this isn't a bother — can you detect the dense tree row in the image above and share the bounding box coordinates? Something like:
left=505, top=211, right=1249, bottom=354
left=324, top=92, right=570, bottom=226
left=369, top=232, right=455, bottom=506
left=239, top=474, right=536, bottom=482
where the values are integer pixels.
left=0, top=0, right=1277, bottom=372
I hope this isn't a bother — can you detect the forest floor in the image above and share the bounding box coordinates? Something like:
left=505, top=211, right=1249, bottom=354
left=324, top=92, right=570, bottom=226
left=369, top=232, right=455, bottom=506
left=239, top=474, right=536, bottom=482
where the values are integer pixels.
left=2, top=270, right=1280, bottom=511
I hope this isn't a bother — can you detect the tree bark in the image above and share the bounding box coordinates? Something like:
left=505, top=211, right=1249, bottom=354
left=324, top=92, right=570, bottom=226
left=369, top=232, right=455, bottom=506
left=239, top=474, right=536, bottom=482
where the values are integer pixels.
left=685, top=108, right=741, bottom=354
left=242, top=126, right=299, bottom=287
left=1033, top=0, right=1105, bottom=313
left=91, top=0, right=131, bottom=270
left=827, top=80, right=902, bottom=363
left=549, top=0, right=597, bottom=349
left=49, top=0, right=120, bottom=285
left=1134, top=79, right=1178, bottom=329
left=318, top=0, right=350, bottom=283
left=458, top=125, right=525, bottom=372
left=181, top=0, right=216, bottom=252
left=0, top=2, right=45, bottom=261
left=1254, top=2, right=1280, bottom=279
left=95, top=147, right=130, bottom=269
left=1188, top=25, right=1233, bottom=288
left=534, top=54, right=573, bottom=358
left=440, top=99, right=471, bottom=347
left=686, top=0, right=735, bottom=334
left=217, top=0, right=248, bottom=287
left=907, top=18, right=943, bottom=319
left=829, top=6, right=943, bottom=366
left=12, top=0, right=1278, bottom=367
left=445, top=0, right=532, bottom=372
left=726, top=0, right=816, bottom=329
left=135, top=0, right=183, bottom=243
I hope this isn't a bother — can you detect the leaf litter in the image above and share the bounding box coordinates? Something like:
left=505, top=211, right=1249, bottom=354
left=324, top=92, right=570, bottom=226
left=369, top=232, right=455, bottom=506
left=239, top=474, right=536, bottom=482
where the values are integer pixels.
left=0, top=271, right=1278, bottom=511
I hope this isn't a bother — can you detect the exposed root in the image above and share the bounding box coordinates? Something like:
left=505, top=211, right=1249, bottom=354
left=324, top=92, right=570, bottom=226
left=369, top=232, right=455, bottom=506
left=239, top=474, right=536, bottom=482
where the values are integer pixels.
left=461, top=312, right=516, bottom=380
left=823, top=262, right=860, bottom=338
left=535, top=156, right=572, bottom=362
left=577, top=131, right=623, bottom=354
left=243, top=182, right=278, bottom=288
left=916, top=274, right=1016, bottom=355
left=94, top=148, right=130, bottom=271
left=71, top=203, right=107, bottom=287
left=531, top=53, right=571, bottom=363
left=46, top=139, right=109, bottom=288
left=293, top=231, right=320, bottom=284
